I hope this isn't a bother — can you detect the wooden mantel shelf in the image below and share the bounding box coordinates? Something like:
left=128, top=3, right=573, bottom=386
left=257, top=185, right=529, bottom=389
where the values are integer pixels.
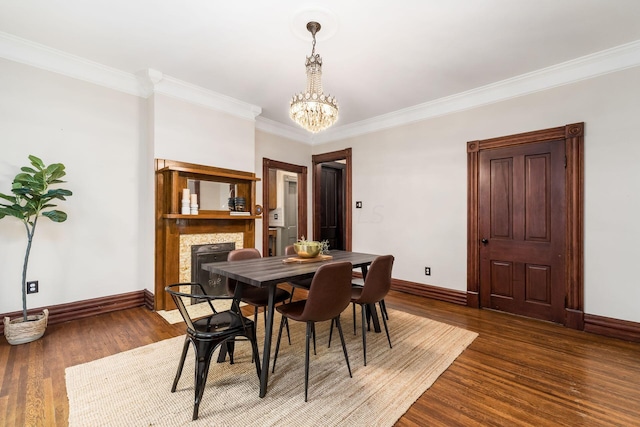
left=163, top=213, right=261, bottom=220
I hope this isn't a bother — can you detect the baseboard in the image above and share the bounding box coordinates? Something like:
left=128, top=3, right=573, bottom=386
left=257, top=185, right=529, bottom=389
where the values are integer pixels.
left=144, top=289, right=155, bottom=310
left=0, top=290, right=147, bottom=335
left=584, top=313, right=640, bottom=343
left=352, top=272, right=467, bottom=305
left=391, top=278, right=467, bottom=305
left=5, top=285, right=637, bottom=344
left=352, top=272, right=640, bottom=343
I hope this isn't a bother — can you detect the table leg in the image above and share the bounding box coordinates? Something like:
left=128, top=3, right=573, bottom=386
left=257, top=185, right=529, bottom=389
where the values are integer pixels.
left=259, top=285, right=276, bottom=397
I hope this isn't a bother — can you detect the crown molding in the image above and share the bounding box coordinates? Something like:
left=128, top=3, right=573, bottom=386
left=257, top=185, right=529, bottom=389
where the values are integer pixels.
left=255, top=116, right=312, bottom=144
left=2, top=31, right=639, bottom=143
left=137, top=69, right=261, bottom=121
left=0, top=32, right=261, bottom=121
left=0, top=31, right=142, bottom=96
left=313, top=39, right=640, bottom=144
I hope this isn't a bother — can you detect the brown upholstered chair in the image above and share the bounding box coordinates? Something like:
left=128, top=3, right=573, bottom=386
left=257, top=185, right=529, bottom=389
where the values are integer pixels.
left=284, top=244, right=312, bottom=301
left=226, top=248, right=291, bottom=343
left=348, top=255, right=395, bottom=366
left=271, top=261, right=353, bottom=401
left=165, top=283, right=261, bottom=421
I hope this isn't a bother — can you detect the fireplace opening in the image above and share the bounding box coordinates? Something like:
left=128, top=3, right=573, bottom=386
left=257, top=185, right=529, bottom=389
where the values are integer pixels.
left=190, top=242, right=236, bottom=299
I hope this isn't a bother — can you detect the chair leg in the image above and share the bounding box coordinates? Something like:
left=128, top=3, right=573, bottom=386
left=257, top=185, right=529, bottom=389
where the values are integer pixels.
left=352, top=302, right=357, bottom=335
left=172, top=336, right=190, bottom=392
left=249, top=307, right=259, bottom=363
left=254, top=306, right=259, bottom=329
left=285, top=316, right=291, bottom=345
left=192, top=340, right=217, bottom=421
left=289, top=287, right=295, bottom=303
left=334, top=315, right=352, bottom=378
left=328, top=318, right=334, bottom=348
left=361, top=304, right=368, bottom=366
left=305, top=322, right=312, bottom=402
left=272, top=316, right=287, bottom=373
left=380, top=299, right=389, bottom=320
left=380, top=301, right=392, bottom=349
left=312, top=322, right=317, bottom=355
left=227, top=339, right=236, bottom=365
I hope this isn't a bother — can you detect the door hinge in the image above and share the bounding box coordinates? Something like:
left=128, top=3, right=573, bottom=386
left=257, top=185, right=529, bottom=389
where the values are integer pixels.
left=564, top=156, right=567, bottom=168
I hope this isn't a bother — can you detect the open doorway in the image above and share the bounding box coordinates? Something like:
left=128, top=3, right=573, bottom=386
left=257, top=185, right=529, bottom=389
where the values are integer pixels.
left=312, top=148, right=352, bottom=251
left=262, top=158, right=307, bottom=256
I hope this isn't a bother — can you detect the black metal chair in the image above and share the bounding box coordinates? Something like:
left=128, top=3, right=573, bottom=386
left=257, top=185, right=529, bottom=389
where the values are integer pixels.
left=271, top=261, right=353, bottom=401
left=165, top=283, right=261, bottom=421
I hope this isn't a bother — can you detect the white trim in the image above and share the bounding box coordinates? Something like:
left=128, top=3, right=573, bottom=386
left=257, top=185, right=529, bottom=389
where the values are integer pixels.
left=2, top=31, right=639, bottom=143
left=0, top=31, right=142, bottom=96
left=255, top=116, right=312, bottom=144
left=0, top=32, right=262, bottom=121
left=140, top=69, right=262, bottom=121
left=313, top=39, right=640, bottom=144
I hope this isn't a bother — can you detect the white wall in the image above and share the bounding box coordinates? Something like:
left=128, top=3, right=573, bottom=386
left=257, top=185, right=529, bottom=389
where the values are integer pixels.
left=0, top=59, right=152, bottom=313
left=2, top=55, right=638, bottom=325
left=153, top=94, right=255, bottom=172
left=314, top=66, right=640, bottom=323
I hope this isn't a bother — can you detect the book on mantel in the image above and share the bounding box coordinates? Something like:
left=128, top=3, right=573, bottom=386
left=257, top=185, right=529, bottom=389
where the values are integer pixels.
left=229, top=211, right=251, bottom=216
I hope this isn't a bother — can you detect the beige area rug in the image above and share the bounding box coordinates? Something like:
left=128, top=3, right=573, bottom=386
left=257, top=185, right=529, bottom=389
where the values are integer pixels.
left=66, top=308, right=477, bottom=426
left=156, top=301, right=247, bottom=324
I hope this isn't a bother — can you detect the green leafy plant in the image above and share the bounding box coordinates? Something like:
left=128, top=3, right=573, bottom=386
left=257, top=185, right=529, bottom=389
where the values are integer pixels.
left=296, top=236, right=330, bottom=255
left=0, top=155, right=72, bottom=321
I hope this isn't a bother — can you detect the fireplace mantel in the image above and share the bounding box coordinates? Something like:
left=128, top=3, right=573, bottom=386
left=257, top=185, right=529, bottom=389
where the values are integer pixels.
left=154, top=159, right=261, bottom=310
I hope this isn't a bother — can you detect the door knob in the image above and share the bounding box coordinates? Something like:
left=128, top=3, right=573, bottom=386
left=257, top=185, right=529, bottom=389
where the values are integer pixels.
left=481, top=238, right=489, bottom=245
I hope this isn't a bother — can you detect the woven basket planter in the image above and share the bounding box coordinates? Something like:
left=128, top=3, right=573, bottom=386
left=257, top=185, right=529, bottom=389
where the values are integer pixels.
left=3, top=308, right=49, bottom=345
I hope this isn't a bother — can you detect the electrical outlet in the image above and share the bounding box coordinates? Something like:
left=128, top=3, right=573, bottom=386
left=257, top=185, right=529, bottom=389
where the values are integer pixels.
left=424, top=267, right=431, bottom=276
left=27, top=280, right=39, bottom=294
left=356, top=201, right=362, bottom=208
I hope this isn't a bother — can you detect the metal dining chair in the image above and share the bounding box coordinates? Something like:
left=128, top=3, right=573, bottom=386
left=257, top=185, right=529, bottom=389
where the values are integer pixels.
left=271, top=261, right=353, bottom=401
left=165, top=283, right=261, bottom=421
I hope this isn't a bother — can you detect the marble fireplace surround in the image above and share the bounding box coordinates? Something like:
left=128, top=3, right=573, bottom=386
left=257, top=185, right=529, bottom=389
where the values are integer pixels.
left=178, top=233, right=244, bottom=283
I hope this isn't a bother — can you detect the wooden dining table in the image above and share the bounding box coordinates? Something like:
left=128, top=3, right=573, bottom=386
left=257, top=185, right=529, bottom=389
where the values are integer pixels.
left=202, top=249, right=380, bottom=397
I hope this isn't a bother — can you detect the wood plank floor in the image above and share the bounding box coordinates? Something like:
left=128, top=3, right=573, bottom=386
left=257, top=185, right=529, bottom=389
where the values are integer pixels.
left=1, top=290, right=639, bottom=426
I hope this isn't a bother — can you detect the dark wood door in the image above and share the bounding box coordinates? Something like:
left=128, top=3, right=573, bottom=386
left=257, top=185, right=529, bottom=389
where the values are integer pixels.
left=479, top=140, right=566, bottom=323
left=320, top=163, right=345, bottom=250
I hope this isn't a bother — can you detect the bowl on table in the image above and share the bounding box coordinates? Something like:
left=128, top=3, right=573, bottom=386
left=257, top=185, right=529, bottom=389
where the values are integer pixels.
left=293, top=242, right=321, bottom=258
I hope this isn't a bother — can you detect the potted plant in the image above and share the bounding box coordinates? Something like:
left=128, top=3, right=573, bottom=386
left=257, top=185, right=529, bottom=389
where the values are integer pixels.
left=0, top=155, right=72, bottom=345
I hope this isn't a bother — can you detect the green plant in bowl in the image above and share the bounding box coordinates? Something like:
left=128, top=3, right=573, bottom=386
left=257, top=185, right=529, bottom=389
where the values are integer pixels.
left=294, top=237, right=329, bottom=258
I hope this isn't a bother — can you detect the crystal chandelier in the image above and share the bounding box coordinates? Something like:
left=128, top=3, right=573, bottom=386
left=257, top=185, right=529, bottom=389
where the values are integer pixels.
left=290, top=21, right=339, bottom=133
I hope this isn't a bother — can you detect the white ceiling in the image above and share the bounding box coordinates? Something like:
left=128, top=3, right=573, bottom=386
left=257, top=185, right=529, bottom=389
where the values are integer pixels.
left=2, top=1, right=640, bottom=142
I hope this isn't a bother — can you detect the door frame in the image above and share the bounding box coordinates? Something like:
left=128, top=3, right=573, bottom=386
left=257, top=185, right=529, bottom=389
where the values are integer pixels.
left=262, top=158, right=307, bottom=256
left=467, top=123, right=584, bottom=330
left=312, top=148, right=352, bottom=250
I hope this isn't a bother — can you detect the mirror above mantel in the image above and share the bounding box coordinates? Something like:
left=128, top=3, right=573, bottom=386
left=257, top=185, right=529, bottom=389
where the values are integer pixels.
left=187, top=179, right=237, bottom=211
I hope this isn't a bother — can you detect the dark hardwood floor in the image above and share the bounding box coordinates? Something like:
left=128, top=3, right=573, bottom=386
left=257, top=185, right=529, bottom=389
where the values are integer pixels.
left=1, top=290, right=639, bottom=426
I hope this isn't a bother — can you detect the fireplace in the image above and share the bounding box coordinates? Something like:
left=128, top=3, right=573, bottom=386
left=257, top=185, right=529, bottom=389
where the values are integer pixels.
left=155, top=159, right=259, bottom=310
left=190, top=242, right=235, bottom=298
